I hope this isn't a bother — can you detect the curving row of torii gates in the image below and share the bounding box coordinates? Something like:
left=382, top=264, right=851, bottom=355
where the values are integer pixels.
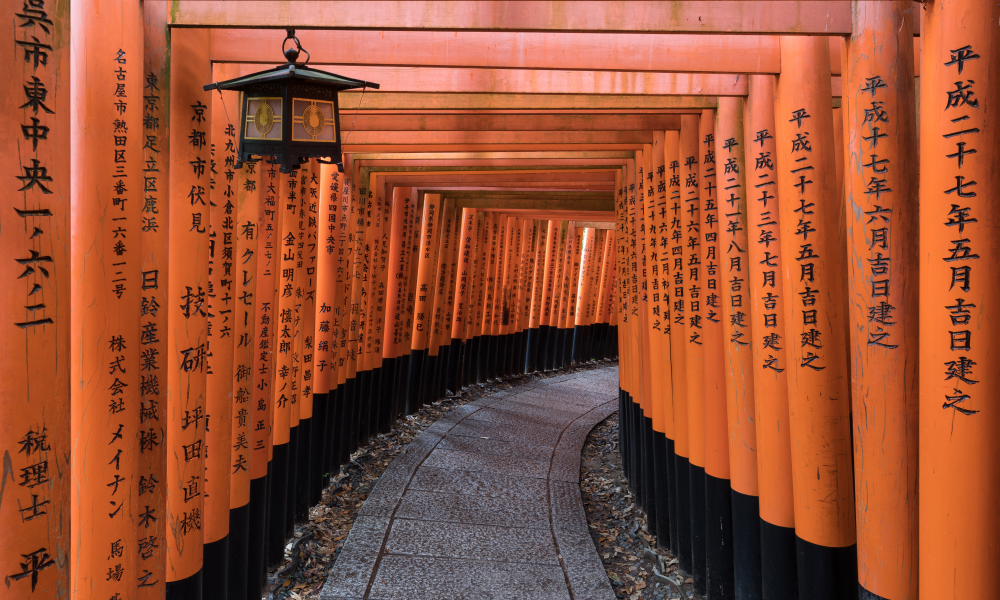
left=2, top=1, right=999, bottom=600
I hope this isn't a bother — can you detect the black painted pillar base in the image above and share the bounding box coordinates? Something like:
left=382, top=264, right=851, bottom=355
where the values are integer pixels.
left=447, top=339, right=462, bottom=393
left=674, top=455, right=692, bottom=574
left=247, top=472, right=269, bottom=600
left=285, top=426, right=298, bottom=538
left=295, top=417, right=312, bottom=522
left=378, top=361, right=394, bottom=434
left=706, top=474, right=735, bottom=600
left=268, top=443, right=289, bottom=567
left=525, top=328, right=538, bottom=373
left=204, top=534, right=229, bottom=600
left=369, top=365, right=382, bottom=437
left=731, top=491, right=763, bottom=600
left=761, top=519, right=799, bottom=600
left=690, top=464, right=708, bottom=595
left=406, top=349, right=425, bottom=415
left=166, top=568, right=203, bottom=600
left=796, top=538, right=858, bottom=600
left=666, top=438, right=679, bottom=556
left=653, top=431, right=671, bottom=548
left=642, top=415, right=657, bottom=533
left=228, top=504, right=250, bottom=600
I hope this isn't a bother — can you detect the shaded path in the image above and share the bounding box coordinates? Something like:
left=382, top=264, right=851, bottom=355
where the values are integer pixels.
left=321, top=366, right=620, bottom=600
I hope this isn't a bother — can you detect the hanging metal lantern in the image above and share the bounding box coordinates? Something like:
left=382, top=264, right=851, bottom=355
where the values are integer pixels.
left=204, top=29, right=378, bottom=173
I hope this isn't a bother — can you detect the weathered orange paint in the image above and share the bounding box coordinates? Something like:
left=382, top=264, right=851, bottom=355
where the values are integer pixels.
left=165, top=26, right=213, bottom=586
left=715, top=98, right=758, bottom=496
left=919, top=2, right=1000, bottom=596
left=775, top=35, right=856, bottom=549
left=844, top=3, right=919, bottom=597
left=648, top=131, right=675, bottom=439
left=680, top=115, right=704, bottom=473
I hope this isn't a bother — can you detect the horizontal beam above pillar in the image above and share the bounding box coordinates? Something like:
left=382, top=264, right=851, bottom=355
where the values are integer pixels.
left=345, top=144, right=642, bottom=152
left=474, top=210, right=616, bottom=221
left=337, top=93, right=718, bottom=110
left=177, top=1, right=867, bottom=34
left=215, top=30, right=809, bottom=74
left=332, top=113, right=684, bottom=131
left=448, top=196, right=614, bottom=211
left=341, top=130, right=654, bottom=145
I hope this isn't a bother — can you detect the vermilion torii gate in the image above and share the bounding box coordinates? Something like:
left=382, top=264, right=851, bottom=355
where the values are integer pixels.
left=1, top=2, right=996, bottom=600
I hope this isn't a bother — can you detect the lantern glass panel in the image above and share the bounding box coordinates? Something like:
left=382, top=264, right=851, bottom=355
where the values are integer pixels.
left=244, top=97, right=283, bottom=140
left=292, top=98, right=336, bottom=142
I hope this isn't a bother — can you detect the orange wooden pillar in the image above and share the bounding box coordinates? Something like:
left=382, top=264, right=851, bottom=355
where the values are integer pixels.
left=202, top=62, right=237, bottom=600
left=647, top=131, right=677, bottom=553
left=138, top=6, right=170, bottom=598
left=526, top=219, right=548, bottom=373
left=844, top=4, right=919, bottom=598
left=296, top=164, right=321, bottom=515
left=546, top=220, right=568, bottom=371
left=406, top=193, right=441, bottom=413
left=715, top=97, right=762, bottom=599
left=312, top=166, right=341, bottom=496
left=745, top=73, right=798, bottom=600
left=398, top=191, right=420, bottom=408
left=463, top=210, right=484, bottom=380
left=246, top=161, right=279, bottom=598
left=1, top=2, right=69, bottom=598
left=515, top=218, right=535, bottom=373
left=554, top=219, right=575, bottom=369
left=482, top=210, right=503, bottom=380
left=71, top=5, right=144, bottom=597
left=341, top=158, right=364, bottom=454
left=471, top=211, right=492, bottom=381
left=165, top=26, right=214, bottom=599
left=497, top=215, right=518, bottom=375
left=427, top=201, right=455, bottom=398
left=380, top=187, right=409, bottom=429
left=775, top=36, right=857, bottom=597
left=566, top=226, right=584, bottom=364
left=679, top=113, right=704, bottom=580
left=541, top=219, right=563, bottom=371
left=919, top=3, right=1000, bottom=597
left=227, top=158, right=260, bottom=600
left=390, top=188, right=414, bottom=435
left=593, top=227, right=615, bottom=361
left=448, top=207, right=475, bottom=391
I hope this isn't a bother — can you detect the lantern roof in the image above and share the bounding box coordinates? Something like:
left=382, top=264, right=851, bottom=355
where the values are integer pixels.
left=203, top=63, right=379, bottom=93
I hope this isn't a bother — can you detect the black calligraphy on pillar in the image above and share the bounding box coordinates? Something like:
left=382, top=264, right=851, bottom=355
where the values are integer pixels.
left=752, top=128, right=783, bottom=372
left=939, top=45, right=982, bottom=415
left=787, top=108, right=825, bottom=372
left=685, top=149, right=702, bottom=345
left=722, top=136, right=748, bottom=348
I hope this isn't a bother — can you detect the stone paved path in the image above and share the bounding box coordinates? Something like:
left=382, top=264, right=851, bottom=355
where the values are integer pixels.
left=321, top=365, right=620, bottom=600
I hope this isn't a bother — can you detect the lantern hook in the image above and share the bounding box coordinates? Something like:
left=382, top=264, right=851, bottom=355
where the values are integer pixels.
left=282, top=28, right=310, bottom=65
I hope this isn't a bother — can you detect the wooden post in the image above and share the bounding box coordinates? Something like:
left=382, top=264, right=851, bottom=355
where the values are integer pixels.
left=515, top=218, right=534, bottom=374
left=566, top=226, right=584, bottom=365
left=745, top=73, right=797, bottom=600
left=527, top=219, right=548, bottom=373
left=919, top=2, right=1000, bottom=596
left=247, top=160, right=279, bottom=598
left=427, top=201, right=455, bottom=398
left=381, top=188, right=409, bottom=429
left=667, top=128, right=690, bottom=561
left=165, top=26, right=213, bottom=599
left=372, top=178, right=393, bottom=433
left=482, top=210, right=503, bottom=380
left=843, top=3, right=920, bottom=598
left=296, top=164, right=320, bottom=516
left=716, top=96, right=762, bottom=599
left=448, top=207, right=476, bottom=391
left=680, top=113, right=705, bottom=582
left=776, top=36, right=857, bottom=597
left=463, top=211, right=483, bottom=381
left=0, top=1, right=69, bottom=598
left=407, top=193, right=441, bottom=413
left=137, top=5, right=170, bottom=597
left=202, top=62, right=238, bottom=600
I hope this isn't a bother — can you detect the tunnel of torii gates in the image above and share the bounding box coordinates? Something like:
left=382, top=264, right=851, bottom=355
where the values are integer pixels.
left=1, top=1, right=998, bottom=600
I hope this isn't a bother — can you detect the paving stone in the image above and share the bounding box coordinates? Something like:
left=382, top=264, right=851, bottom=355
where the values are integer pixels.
left=395, top=489, right=551, bottom=529
left=422, top=448, right=551, bottom=479
left=385, top=518, right=560, bottom=564
left=549, top=480, right=590, bottom=534
left=437, top=435, right=553, bottom=462
left=368, top=555, right=571, bottom=600
left=320, top=516, right=391, bottom=598
left=447, top=418, right=563, bottom=447
left=409, top=466, right=549, bottom=502
left=466, top=406, right=579, bottom=428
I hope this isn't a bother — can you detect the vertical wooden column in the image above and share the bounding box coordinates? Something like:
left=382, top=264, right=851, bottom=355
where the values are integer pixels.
left=613, top=169, right=631, bottom=480
left=1, top=1, right=69, bottom=598
left=342, top=159, right=364, bottom=454
left=541, top=220, right=562, bottom=371
left=775, top=36, right=857, bottom=597
left=397, top=191, right=419, bottom=414
left=372, top=180, right=394, bottom=431
left=439, top=204, right=461, bottom=391
left=138, top=5, right=170, bottom=597
left=746, top=73, right=797, bottom=600
left=333, top=166, right=353, bottom=464
left=313, top=167, right=341, bottom=494
left=427, top=201, right=454, bottom=399
left=527, top=219, right=547, bottom=373
left=920, top=3, right=1000, bottom=597
left=357, top=173, right=378, bottom=442
left=515, top=219, right=535, bottom=373
left=716, top=97, right=761, bottom=600
left=482, top=211, right=502, bottom=381
left=636, top=147, right=657, bottom=532
left=548, top=221, right=569, bottom=371
left=165, top=26, right=213, bottom=599
left=406, top=193, right=440, bottom=413
left=297, top=165, right=320, bottom=515
left=648, top=132, right=676, bottom=552
left=268, top=170, right=299, bottom=561
left=228, top=159, right=260, bottom=600
left=71, top=4, right=144, bottom=596
left=203, top=62, right=238, bottom=600
left=844, top=4, right=919, bottom=598
left=594, top=228, right=614, bottom=360
left=566, top=226, right=584, bottom=365
left=448, top=207, right=476, bottom=391
left=470, top=210, right=490, bottom=381
left=555, top=219, right=574, bottom=369
left=463, top=211, right=483, bottom=381
left=381, top=187, right=408, bottom=428
left=499, top=216, right=519, bottom=375
left=247, top=161, right=279, bottom=598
